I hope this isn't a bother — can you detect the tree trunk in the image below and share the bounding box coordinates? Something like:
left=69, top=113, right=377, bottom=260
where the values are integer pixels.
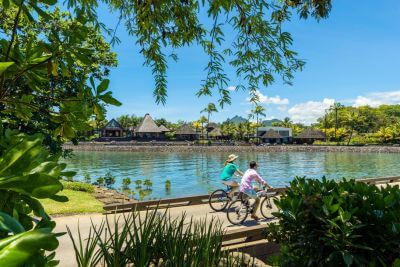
left=347, top=127, right=353, bottom=146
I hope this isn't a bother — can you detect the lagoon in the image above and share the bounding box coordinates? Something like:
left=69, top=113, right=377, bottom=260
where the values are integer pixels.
left=64, top=151, right=400, bottom=199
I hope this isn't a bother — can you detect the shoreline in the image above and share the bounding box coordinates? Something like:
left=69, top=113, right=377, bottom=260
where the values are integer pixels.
left=64, top=143, right=400, bottom=153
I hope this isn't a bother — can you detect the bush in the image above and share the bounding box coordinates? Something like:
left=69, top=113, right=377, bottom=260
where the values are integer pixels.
left=68, top=208, right=254, bottom=266
left=62, top=180, right=94, bottom=193
left=104, top=171, right=116, bottom=188
left=266, top=177, right=400, bottom=266
left=122, top=177, right=131, bottom=187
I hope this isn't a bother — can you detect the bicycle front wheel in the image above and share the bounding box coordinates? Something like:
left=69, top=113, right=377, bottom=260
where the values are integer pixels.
left=227, top=199, right=249, bottom=225
left=209, top=189, right=230, bottom=211
left=260, top=197, right=274, bottom=219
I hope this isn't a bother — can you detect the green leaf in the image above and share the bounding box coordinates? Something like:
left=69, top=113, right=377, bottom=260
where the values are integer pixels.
left=99, top=92, right=122, bottom=106
left=0, top=228, right=59, bottom=267
left=0, top=62, right=14, bottom=75
left=97, top=79, right=109, bottom=94
left=0, top=212, right=25, bottom=234
left=39, top=0, right=57, bottom=5
left=342, top=251, right=353, bottom=267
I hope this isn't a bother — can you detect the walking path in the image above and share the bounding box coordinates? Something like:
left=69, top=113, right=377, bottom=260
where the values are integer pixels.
left=54, top=201, right=278, bottom=266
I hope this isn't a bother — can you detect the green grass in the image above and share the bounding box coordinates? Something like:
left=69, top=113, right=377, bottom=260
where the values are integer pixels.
left=40, top=189, right=103, bottom=215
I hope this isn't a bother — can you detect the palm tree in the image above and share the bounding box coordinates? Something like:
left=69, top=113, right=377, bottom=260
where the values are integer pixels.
left=199, top=115, right=208, bottom=139
left=330, top=102, right=344, bottom=142
left=343, top=109, right=361, bottom=145
left=201, top=103, right=218, bottom=139
left=281, top=117, right=293, bottom=128
left=376, top=127, right=392, bottom=143
left=252, top=105, right=266, bottom=143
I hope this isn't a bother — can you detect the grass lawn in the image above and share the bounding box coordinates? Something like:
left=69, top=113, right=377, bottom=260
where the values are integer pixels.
left=40, top=189, right=103, bottom=215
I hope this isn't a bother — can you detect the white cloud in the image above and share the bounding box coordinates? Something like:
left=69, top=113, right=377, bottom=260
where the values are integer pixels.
left=247, top=90, right=289, bottom=105
left=277, top=106, right=287, bottom=112
left=227, top=86, right=236, bottom=91
left=288, top=98, right=335, bottom=125
left=353, top=91, right=400, bottom=107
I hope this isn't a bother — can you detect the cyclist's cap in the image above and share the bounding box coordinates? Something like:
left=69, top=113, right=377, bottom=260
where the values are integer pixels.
left=227, top=154, right=238, bottom=162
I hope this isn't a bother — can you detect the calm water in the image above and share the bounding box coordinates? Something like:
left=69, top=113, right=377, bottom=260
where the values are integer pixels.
left=64, top=151, right=400, bottom=199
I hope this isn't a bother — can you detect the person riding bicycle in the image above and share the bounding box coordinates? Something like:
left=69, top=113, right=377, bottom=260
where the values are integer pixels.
left=240, top=161, right=273, bottom=220
left=220, top=154, right=243, bottom=198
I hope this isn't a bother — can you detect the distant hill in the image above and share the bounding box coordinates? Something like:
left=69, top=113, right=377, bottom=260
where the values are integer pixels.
left=262, top=119, right=282, bottom=126
left=227, top=115, right=247, bottom=124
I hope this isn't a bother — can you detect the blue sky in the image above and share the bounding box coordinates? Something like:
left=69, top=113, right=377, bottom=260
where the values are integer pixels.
left=98, top=0, right=400, bottom=124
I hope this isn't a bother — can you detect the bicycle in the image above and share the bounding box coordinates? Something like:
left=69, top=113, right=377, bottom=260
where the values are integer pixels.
left=226, top=186, right=277, bottom=225
left=208, top=180, right=240, bottom=212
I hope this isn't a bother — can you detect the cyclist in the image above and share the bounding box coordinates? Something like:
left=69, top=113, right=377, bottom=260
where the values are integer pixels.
left=240, top=161, right=273, bottom=220
left=220, top=154, right=243, bottom=198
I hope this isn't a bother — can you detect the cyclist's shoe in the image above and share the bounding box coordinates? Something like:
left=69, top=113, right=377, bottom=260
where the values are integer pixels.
left=251, top=214, right=261, bottom=220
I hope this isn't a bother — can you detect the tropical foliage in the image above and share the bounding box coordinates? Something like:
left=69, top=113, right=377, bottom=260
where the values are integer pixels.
left=0, top=128, right=74, bottom=265
left=315, top=104, right=400, bottom=144
left=68, top=208, right=256, bottom=267
left=266, top=177, right=400, bottom=266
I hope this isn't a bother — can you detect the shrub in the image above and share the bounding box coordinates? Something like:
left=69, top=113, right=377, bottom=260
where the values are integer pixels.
left=68, top=208, right=254, bottom=266
left=62, top=181, right=94, bottom=193
left=266, top=177, right=400, bottom=266
left=134, top=179, right=142, bottom=189
left=84, top=173, right=92, bottom=184
left=96, top=177, right=105, bottom=186
left=165, top=180, right=171, bottom=191
left=122, top=177, right=131, bottom=187
left=104, top=171, right=116, bottom=188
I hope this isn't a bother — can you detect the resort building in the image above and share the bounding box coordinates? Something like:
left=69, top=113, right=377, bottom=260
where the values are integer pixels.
left=208, top=128, right=223, bottom=140
left=100, top=119, right=125, bottom=138
left=135, top=113, right=164, bottom=140
left=175, top=124, right=199, bottom=141
left=260, top=129, right=284, bottom=144
left=257, top=126, right=292, bottom=143
left=295, top=129, right=326, bottom=144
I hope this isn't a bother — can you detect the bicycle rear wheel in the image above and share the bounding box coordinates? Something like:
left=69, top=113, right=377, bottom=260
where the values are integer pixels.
left=260, top=197, right=274, bottom=219
left=209, top=189, right=230, bottom=211
left=226, top=199, right=249, bottom=225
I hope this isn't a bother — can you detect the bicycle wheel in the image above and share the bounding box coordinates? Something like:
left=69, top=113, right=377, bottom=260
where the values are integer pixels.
left=227, top=199, right=249, bottom=225
left=260, top=197, right=274, bottom=219
left=209, top=189, right=230, bottom=211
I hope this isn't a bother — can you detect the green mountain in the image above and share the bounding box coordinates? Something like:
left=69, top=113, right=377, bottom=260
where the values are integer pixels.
left=227, top=115, right=247, bottom=124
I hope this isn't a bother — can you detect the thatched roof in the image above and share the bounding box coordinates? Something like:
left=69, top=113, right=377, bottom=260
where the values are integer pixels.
left=296, top=129, right=326, bottom=139
left=158, top=125, right=170, bottom=132
left=209, top=128, right=223, bottom=137
left=175, top=124, right=197, bottom=135
left=206, top=122, right=218, bottom=129
left=102, top=119, right=124, bottom=130
left=261, top=129, right=282, bottom=139
left=135, top=114, right=162, bottom=133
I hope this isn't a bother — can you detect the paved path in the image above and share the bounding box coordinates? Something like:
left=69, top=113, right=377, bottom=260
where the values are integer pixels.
left=54, top=200, right=278, bottom=266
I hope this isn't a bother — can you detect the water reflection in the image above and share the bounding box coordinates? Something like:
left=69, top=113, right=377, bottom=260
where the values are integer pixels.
left=64, top=151, right=400, bottom=199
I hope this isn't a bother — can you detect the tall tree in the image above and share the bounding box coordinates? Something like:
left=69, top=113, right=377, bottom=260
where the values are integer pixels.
left=201, top=103, right=218, bottom=139
left=252, top=105, right=266, bottom=143
left=330, top=102, right=344, bottom=142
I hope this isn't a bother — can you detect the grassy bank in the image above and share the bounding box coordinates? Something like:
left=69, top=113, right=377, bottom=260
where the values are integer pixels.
left=41, top=188, right=103, bottom=215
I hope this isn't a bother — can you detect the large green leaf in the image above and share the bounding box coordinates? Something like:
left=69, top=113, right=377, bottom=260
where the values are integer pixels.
left=0, top=62, right=14, bottom=75
left=0, top=173, right=63, bottom=199
left=0, top=212, right=24, bottom=234
left=97, top=79, right=109, bottom=94
left=0, top=228, right=58, bottom=267
left=99, top=91, right=122, bottom=106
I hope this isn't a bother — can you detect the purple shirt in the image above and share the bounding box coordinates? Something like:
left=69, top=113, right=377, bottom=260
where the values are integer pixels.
left=240, top=169, right=267, bottom=192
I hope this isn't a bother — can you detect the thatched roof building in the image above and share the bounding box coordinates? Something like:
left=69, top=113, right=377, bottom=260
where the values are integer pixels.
left=101, top=119, right=125, bottom=137
left=135, top=114, right=162, bottom=133
left=158, top=125, right=170, bottom=132
left=296, top=129, right=326, bottom=139
left=209, top=128, right=223, bottom=138
left=175, top=124, right=198, bottom=140
left=261, top=129, right=282, bottom=139
left=295, top=129, right=326, bottom=144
